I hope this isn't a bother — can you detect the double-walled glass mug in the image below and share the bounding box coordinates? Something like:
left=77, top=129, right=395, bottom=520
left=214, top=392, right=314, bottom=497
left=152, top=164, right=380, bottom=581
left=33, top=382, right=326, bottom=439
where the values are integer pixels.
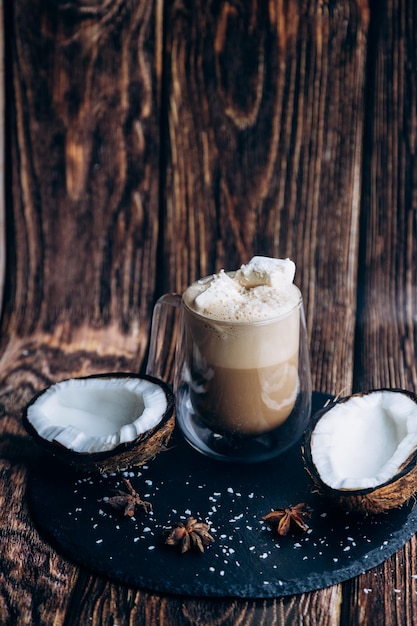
left=147, top=274, right=312, bottom=463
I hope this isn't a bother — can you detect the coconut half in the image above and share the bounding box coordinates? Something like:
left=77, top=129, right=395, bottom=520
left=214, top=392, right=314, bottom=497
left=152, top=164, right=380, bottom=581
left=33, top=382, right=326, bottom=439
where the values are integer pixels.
left=302, top=389, right=417, bottom=513
left=23, top=373, right=175, bottom=473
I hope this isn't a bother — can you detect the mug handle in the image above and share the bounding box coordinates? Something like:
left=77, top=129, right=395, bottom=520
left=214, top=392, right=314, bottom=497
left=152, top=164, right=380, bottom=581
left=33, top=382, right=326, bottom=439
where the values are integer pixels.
left=146, top=293, right=181, bottom=380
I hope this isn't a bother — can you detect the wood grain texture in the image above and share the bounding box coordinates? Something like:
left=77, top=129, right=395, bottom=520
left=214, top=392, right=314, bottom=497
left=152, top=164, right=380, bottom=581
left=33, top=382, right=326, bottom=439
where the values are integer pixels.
left=0, top=0, right=4, bottom=315
left=162, top=0, right=369, bottom=397
left=347, top=1, right=417, bottom=624
left=4, top=0, right=417, bottom=624
left=3, top=0, right=162, bottom=355
left=355, top=0, right=417, bottom=392
left=1, top=0, right=163, bottom=624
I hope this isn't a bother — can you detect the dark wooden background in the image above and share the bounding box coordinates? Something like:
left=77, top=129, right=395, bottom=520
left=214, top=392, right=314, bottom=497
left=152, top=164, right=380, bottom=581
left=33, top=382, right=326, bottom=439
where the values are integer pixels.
left=1, top=0, right=417, bottom=624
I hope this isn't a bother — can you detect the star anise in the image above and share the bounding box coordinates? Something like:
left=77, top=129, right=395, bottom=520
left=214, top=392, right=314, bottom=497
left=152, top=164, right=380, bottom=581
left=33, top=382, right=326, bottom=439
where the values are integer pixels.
left=105, top=478, right=152, bottom=518
left=262, top=502, right=311, bottom=536
left=164, top=516, right=215, bottom=553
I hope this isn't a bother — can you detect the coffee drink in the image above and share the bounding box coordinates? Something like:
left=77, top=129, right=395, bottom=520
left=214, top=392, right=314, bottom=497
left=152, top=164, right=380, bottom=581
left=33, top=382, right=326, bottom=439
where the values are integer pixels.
left=181, top=257, right=301, bottom=436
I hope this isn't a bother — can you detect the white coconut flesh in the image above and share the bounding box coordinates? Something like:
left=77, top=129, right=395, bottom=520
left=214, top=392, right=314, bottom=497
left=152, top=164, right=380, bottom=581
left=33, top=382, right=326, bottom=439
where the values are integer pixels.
left=26, top=377, right=168, bottom=454
left=310, top=391, right=417, bottom=490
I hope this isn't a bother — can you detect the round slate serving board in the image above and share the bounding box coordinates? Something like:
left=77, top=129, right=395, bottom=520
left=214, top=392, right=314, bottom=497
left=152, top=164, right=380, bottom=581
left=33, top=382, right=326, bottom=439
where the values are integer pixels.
left=26, top=393, right=417, bottom=598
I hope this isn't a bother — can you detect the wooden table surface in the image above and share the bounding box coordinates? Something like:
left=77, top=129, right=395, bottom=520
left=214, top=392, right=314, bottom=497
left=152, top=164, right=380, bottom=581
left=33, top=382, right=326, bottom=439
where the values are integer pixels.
left=1, top=0, right=417, bottom=624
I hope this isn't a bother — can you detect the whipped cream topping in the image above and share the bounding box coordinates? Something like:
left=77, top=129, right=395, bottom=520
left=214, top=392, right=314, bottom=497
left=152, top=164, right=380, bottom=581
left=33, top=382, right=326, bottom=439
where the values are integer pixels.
left=188, top=257, right=300, bottom=322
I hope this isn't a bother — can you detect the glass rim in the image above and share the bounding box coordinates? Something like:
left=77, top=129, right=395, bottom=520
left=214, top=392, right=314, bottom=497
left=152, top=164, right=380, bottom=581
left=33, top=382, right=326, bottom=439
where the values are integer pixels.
left=181, top=286, right=303, bottom=327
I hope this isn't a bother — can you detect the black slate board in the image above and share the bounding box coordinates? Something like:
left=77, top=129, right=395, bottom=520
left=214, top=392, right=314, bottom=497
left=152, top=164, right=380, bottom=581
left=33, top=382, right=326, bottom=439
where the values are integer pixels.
left=26, top=393, right=417, bottom=598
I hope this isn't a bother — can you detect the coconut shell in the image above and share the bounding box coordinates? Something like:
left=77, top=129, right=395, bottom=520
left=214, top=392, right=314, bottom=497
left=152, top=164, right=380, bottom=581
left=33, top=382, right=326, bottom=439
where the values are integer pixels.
left=22, top=373, right=175, bottom=474
left=302, top=388, right=417, bottom=514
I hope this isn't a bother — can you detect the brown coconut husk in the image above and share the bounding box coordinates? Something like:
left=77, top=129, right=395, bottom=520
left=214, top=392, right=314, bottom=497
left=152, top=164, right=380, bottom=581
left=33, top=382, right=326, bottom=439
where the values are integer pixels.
left=302, top=388, right=417, bottom=514
left=22, top=373, right=175, bottom=474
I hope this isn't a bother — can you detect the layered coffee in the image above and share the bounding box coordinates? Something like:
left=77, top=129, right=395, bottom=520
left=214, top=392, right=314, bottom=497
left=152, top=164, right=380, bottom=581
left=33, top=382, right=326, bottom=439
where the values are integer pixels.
left=181, top=257, right=301, bottom=436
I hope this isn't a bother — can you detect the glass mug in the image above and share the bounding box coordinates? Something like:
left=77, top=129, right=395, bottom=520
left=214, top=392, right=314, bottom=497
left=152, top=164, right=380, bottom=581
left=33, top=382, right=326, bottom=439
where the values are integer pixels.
left=147, top=280, right=312, bottom=463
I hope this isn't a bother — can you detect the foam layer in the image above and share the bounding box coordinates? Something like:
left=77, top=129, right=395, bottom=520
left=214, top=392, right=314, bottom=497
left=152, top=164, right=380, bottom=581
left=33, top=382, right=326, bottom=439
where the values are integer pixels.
left=184, top=257, right=299, bottom=322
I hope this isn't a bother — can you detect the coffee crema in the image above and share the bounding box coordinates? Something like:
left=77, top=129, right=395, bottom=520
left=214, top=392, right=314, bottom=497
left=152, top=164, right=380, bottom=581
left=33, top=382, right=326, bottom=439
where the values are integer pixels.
left=182, top=257, right=301, bottom=436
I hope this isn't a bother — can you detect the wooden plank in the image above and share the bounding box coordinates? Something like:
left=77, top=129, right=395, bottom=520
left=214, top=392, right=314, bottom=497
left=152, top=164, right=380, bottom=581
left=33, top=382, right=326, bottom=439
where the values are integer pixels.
left=0, top=1, right=163, bottom=624
left=3, top=0, right=162, bottom=362
left=161, top=0, right=369, bottom=398
left=155, top=0, right=369, bottom=624
left=344, top=1, right=417, bottom=624
left=0, top=0, right=4, bottom=314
